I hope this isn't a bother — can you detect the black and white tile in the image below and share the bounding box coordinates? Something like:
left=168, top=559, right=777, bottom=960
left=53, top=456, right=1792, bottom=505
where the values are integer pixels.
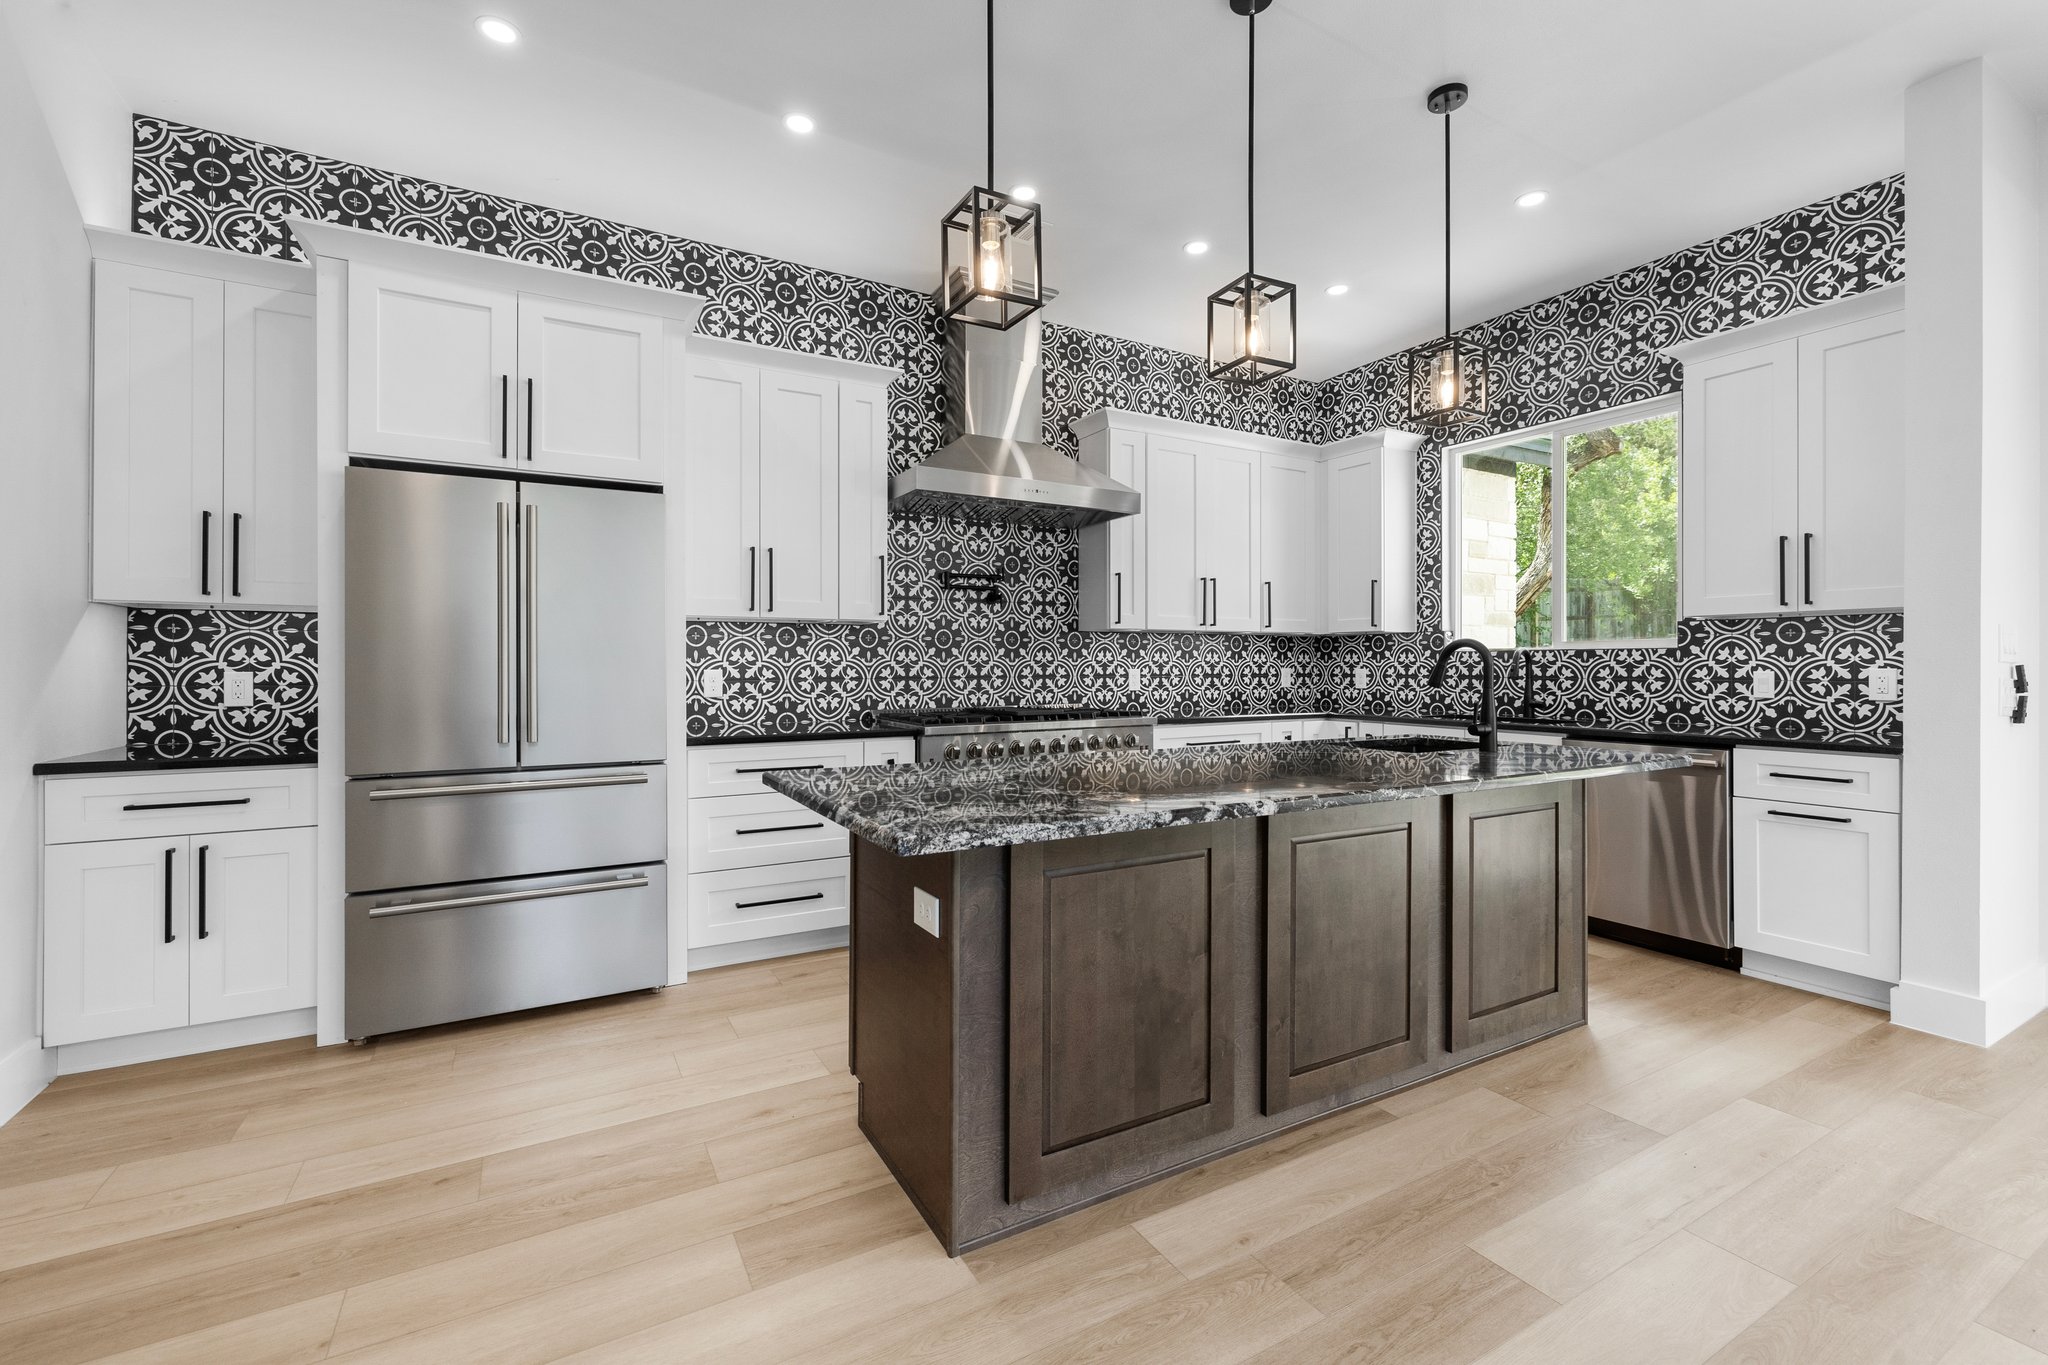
left=126, top=609, right=318, bottom=760
left=132, top=117, right=1904, bottom=750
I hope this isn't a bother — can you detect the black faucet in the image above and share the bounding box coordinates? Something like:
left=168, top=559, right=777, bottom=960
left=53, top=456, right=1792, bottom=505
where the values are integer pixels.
left=1428, top=638, right=1500, bottom=752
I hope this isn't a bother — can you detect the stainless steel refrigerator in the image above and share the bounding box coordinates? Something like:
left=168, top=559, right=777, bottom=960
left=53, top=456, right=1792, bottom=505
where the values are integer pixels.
left=343, top=464, right=668, bottom=1040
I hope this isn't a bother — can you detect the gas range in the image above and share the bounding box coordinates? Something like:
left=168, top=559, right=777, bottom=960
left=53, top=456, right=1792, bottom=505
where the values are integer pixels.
left=877, top=707, right=1156, bottom=763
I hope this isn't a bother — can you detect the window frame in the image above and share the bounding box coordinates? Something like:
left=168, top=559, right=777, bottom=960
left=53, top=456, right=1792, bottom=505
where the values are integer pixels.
left=1442, top=395, right=1683, bottom=650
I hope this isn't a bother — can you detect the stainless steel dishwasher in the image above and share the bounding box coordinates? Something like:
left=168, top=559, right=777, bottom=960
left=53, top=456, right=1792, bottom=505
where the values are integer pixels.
left=1564, top=739, right=1733, bottom=967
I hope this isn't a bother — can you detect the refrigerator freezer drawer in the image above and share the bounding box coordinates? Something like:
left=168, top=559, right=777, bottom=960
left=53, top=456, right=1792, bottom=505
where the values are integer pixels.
left=346, top=765, right=667, bottom=893
left=345, top=864, right=667, bottom=1039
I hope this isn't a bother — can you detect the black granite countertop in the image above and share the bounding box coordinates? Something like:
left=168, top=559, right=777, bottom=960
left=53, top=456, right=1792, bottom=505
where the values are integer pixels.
left=1155, top=713, right=1903, bottom=757
left=766, top=740, right=1691, bottom=857
left=33, top=748, right=318, bottom=776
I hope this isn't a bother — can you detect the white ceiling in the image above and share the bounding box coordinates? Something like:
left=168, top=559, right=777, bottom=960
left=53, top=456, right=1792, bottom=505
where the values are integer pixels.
left=27, top=0, right=2048, bottom=378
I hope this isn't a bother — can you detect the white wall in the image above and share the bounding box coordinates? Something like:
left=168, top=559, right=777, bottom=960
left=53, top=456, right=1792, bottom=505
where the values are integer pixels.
left=0, top=11, right=126, bottom=1123
left=1897, top=59, right=2047, bottom=1046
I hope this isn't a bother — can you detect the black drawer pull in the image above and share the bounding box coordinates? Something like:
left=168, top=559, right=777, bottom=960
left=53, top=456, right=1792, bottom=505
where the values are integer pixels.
left=735, top=822, right=826, bottom=836
left=122, top=797, right=253, bottom=812
left=197, top=844, right=210, bottom=939
left=1766, top=808, right=1853, bottom=824
left=734, top=891, right=826, bottom=911
left=1766, top=771, right=1854, bottom=784
left=1187, top=739, right=1243, bottom=746
left=162, top=847, right=176, bottom=944
left=734, top=764, right=826, bottom=774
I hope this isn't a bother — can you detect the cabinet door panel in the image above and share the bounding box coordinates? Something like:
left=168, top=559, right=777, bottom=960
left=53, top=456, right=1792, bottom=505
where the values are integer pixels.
left=679, top=354, right=761, bottom=617
left=1078, top=429, right=1145, bottom=631
left=1325, top=450, right=1384, bottom=633
left=1142, top=438, right=1202, bottom=630
left=1797, top=316, right=1905, bottom=612
left=516, top=295, right=664, bottom=482
left=1733, top=799, right=1899, bottom=981
left=189, top=828, right=315, bottom=1024
left=1009, top=824, right=1242, bottom=1201
left=758, top=369, right=838, bottom=619
left=1449, top=784, right=1584, bottom=1052
left=1681, top=340, right=1801, bottom=616
left=836, top=382, right=890, bottom=622
left=346, top=262, right=516, bottom=466
left=44, top=838, right=189, bottom=1046
left=92, top=262, right=224, bottom=606
left=1198, top=444, right=1261, bottom=632
left=222, top=283, right=316, bottom=608
left=1265, top=805, right=1437, bottom=1113
left=1260, top=451, right=1318, bottom=633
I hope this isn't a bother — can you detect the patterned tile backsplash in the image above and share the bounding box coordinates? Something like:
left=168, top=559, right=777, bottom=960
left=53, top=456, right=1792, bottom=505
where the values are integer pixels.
left=127, top=609, right=317, bottom=760
left=131, top=117, right=1905, bottom=752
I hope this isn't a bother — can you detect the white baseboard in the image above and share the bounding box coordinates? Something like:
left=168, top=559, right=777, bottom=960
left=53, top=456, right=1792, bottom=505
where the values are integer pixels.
left=1741, top=951, right=1894, bottom=1010
left=687, top=927, right=848, bottom=973
left=53, top=1008, right=316, bottom=1077
left=0, top=1037, right=57, bottom=1127
left=1891, top=964, right=2048, bottom=1047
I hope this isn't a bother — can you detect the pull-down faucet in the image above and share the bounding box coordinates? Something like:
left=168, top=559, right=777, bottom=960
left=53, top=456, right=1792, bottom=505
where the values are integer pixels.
left=1427, top=638, right=1500, bottom=752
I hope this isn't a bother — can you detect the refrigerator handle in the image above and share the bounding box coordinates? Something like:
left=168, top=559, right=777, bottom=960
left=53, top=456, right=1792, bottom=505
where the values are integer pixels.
left=497, top=502, right=513, bottom=746
left=523, top=502, right=539, bottom=745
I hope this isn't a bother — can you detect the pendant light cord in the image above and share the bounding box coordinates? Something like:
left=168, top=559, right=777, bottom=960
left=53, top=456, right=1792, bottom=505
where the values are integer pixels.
left=986, top=0, right=995, bottom=188
left=1443, top=105, right=1452, bottom=340
left=1246, top=3, right=1256, bottom=278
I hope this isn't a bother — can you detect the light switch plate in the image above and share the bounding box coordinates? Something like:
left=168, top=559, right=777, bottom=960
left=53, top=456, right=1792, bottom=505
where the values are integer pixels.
left=1353, top=665, right=1369, bottom=688
left=1126, top=665, right=1142, bottom=690
left=700, top=665, right=725, bottom=699
left=1750, top=667, right=1778, bottom=700
left=1868, top=667, right=1901, bottom=701
left=1280, top=666, right=1295, bottom=688
left=913, top=887, right=941, bottom=938
left=223, top=670, right=254, bottom=707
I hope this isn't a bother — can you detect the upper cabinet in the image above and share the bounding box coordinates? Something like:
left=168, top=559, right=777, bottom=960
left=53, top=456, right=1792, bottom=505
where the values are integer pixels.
left=89, top=232, right=316, bottom=609
left=1075, top=410, right=1419, bottom=636
left=1668, top=287, right=1904, bottom=617
left=678, top=336, right=896, bottom=624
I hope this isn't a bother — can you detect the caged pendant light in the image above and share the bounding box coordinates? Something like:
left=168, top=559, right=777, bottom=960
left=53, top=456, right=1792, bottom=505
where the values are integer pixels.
left=1206, top=0, right=1295, bottom=383
left=939, top=0, right=1044, bottom=329
left=1409, top=81, right=1489, bottom=424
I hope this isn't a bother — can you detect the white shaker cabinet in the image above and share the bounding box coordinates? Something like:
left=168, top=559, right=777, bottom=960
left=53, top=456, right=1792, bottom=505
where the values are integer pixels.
left=346, top=262, right=517, bottom=467
left=836, top=383, right=892, bottom=623
left=1668, top=286, right=1904, bottom=617
left=679, top=354, right=761, bottom=617
left=758, top=369, right=839, bottom=620
left=187, top=827, right=318, bottom=1026
left=1324, top=430, right=1421, bottom=634
left=1198, top=442, right=1262, bottom=632
left=43, top=837, right=191, bottom=1046
left=1259, top=451, right=1319, bottom=633
left=1076, top=422, right=1144, bottom=631
left=516, top=295, right=665, bottom=482
left=1140, top=437, right=1204, bottom=631
left=222, top=284, right=317, bottom=607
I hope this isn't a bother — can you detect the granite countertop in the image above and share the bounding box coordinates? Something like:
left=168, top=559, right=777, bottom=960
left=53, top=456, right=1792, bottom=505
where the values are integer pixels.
left=33, top=748, right=318, bottom=776
left=765, top=740, right=1692, bottom=857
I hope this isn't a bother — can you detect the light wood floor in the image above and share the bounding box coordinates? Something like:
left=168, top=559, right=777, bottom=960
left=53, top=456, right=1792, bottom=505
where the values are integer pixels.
left=5, top=940, right=2048, bottom=1363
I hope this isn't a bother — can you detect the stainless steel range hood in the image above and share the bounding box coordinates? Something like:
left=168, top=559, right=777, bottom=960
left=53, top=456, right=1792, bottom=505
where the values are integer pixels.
left=890, top=294, right=1140, bottom=531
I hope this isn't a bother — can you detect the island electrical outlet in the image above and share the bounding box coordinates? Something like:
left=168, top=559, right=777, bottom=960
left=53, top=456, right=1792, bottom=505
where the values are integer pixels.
left=913, top=887, right=941, bottom=938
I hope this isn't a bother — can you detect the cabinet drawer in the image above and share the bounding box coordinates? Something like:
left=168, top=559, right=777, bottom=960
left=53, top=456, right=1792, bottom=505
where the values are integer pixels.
left=688, top=792, right=847, bottom=871
left=686, top=740, right=870, bottom=799
left=1732, top=747, right=1899, bottom=812
left=863, top=737, right=916, bottom=767
left=1155, top=725, right=1271, bottom=750
left=688, top=859, right=848, bottom=946
left=44, top=768, right=316, bottom=844
left=1733, top=797, right=1900, bottom=982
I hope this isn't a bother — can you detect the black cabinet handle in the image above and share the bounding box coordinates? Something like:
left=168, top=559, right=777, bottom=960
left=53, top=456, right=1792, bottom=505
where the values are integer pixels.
left=1767, top=771, right=1854, bottom=784
left=162, top=846, right=176, bottom=944
left=1778, top=536, right=1789, bottom=607
left=734, top=764, right=826, bottom=774
left=231, top=514, right=244, bottom=597
left=1370, top=579, right=1380, bottom=628
left=1264, top=581, right=1273, bottom=629
left=499, top=375, right=511, bottom=460
left=122, top=797, right=252, bottom=812
left=747, top=547, right=757, bottom=611
left=1187, top=738, right=1243, bottom=746
left=734, top=891, right=826, bottom=911
left=735, top=822, right=825, bottom=836
left=200, top=510, right=213, bottom=596
left=1766, top=808, right=1852, bottom=824
left=197, top=845, right=210, bottom=939
left=878, top=555, right=886, bottom=611
left=766, top=548, right=775, bottom=613
left=1113, top=572, right=1123, bottom=625
left=524, top=377, right=536, bottom=460
left=1802, top=533, right=1814, bottom=605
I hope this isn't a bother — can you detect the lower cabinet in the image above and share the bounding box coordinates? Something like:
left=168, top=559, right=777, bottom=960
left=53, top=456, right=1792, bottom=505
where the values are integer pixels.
left=44, top=825, right=316, bottom=1047
left=1733, top=798, right=1901, bottom=982
left=1263, top=803, right=1436, bottom=1113
left=1007, top=822, right=1246, bottom=1201
left=1447, top=784, right=1585, bottom=1053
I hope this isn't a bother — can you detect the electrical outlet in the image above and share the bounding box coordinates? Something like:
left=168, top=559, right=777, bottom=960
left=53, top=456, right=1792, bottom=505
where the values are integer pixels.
left=1750, top=667, right=1778, bottom=700
left=1868, top=667, right=1901, bottom=701
left=1353, top=665, right=1368, bottom=688
left=223, top=670, right=254, bottom=707
left=913, top=887, right=941, bottom=938
left=1126, top=665, right=1142, bottom=691
left=1280, top=666, right=1295, bottom=689
left=700, top=665, right=725, bottom=699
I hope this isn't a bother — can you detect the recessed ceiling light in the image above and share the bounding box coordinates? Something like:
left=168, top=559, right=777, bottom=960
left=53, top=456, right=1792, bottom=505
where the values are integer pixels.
left=1325, top=284, right=1349, bottom=296
left=1515, top=189, right=1548, bottom=209
left=1184, top=240, right=1210, bottom=256
left=783, top=112, right=816, bottom=134
left=1010, top=185, right=1037, bottom=201
left=475, top=15, right=519, bottom=44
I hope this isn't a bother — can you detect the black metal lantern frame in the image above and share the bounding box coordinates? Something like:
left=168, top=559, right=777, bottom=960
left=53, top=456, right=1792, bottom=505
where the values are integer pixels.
left=1208, top=271, right=1297, bottom=383
left=940, top=186, right=1044, bottom=330
left=1408, top=80, right=1488, bottom=425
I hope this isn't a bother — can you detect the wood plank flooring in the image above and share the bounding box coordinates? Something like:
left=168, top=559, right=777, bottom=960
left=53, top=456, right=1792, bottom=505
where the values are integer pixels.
left=4, top=940, right=2048, bottom=1362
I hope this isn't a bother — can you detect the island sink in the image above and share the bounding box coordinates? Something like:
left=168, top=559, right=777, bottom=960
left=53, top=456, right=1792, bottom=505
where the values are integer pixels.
left=768, top=739, right=1688, bottom=1255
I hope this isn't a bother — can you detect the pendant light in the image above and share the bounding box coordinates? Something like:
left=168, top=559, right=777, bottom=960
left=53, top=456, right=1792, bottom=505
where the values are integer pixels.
left=939, top=0, right=1044, bottom=330
left=1206, top=0, right=1295, bottom=383
left=1409, top=81, right=1488, bottom=424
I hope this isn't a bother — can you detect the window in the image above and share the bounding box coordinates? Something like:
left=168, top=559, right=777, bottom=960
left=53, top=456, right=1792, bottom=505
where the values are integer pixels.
left=1446, top=399, right=1680, bottom=649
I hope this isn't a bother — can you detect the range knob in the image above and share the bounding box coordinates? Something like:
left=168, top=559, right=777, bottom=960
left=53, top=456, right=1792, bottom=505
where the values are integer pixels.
left=943, top=743, right=962, bottom=761
left=1087, top=734, right=1102, bottom=749
left=1008, top=740, right=1027, bottom=756
left=1046, top=737, right=1064, bottom=754
left=1122, top=733, right=1140, bottom=748
left=1028, top=739, right=1046, bottom=756
left=985, top=746, right=1003, bottom=762
left=963, top=743, right=982, bottom=759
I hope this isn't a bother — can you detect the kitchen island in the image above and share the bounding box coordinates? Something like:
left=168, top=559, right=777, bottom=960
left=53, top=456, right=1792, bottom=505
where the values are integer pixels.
left=767, top=740, right=1690, bottom=1254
